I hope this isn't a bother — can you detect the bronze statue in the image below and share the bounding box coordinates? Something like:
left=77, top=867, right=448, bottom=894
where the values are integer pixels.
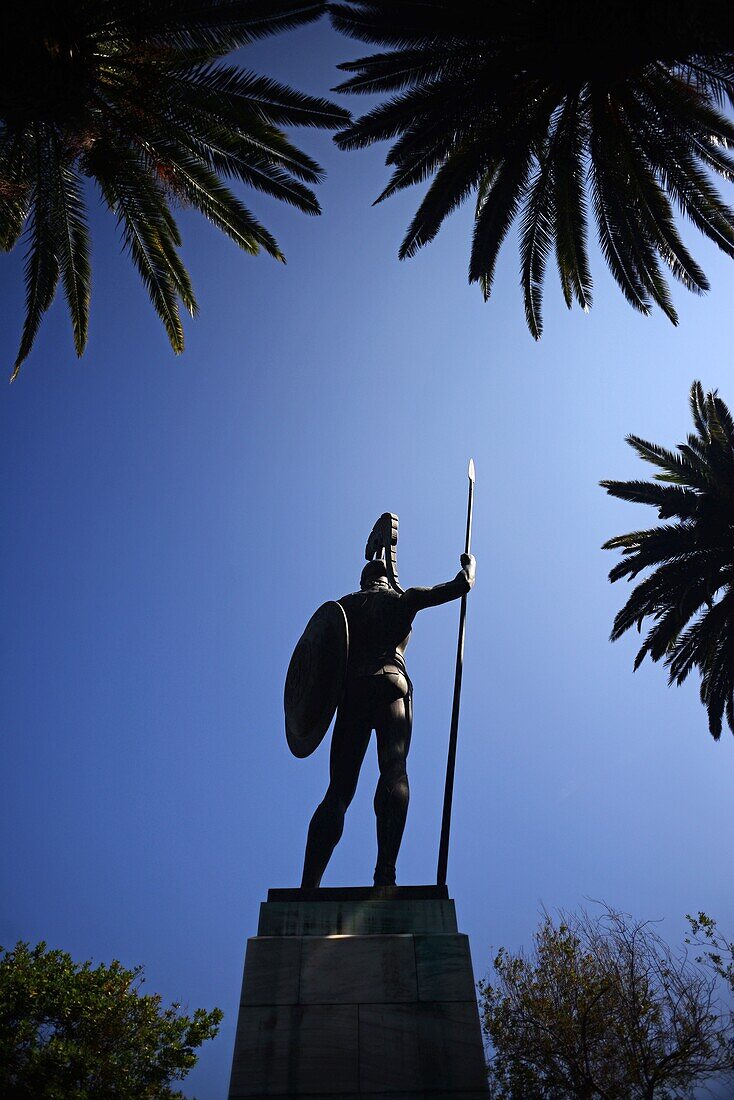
left=284, top=512, right=476, bottom=888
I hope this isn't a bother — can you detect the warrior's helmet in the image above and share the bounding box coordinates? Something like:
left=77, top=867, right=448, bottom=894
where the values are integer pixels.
left=360, top=559, right=388, bottom=590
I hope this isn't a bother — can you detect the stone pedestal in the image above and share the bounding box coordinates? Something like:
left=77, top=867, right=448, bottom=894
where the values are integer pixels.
left=228, top=886, right=488, bottom=1099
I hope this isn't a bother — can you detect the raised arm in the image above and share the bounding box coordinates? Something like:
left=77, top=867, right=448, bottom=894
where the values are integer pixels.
left=404, top=554, right=476, bottom=615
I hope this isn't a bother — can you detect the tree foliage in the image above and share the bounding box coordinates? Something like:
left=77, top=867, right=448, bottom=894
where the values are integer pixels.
left=480, top=906, right=734, bottom=1099
left=0, top=0, right=349, bottom=378
left=330, top=0, right=734, bottom=337
left=602, top=380, right=734, bottom=739
left=0, top=941, right=222, bottom=1099
left=686, top=913, right=734, bottom=1005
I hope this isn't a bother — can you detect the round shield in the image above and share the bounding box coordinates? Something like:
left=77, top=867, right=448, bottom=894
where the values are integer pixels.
left=284, top=601, right=349, bottom=758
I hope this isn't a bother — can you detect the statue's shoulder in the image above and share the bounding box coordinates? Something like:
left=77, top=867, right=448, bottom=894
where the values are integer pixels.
left=338, top=589, right=403, bottom=616
left=340, top=588, right=403, bottom=603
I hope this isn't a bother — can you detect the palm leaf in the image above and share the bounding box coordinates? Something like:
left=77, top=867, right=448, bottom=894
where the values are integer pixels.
left=625, top=435, right=710, bottom=490
left=519, top=152, right=555, bottom=339
left=115, top=0, right=327, bottom=53
left=398, top=138, right=493, bottom=259
left=600, top=479, right=700, bottom=519
left=0, top=130, right=31, bottom=252
left=156, top=146, right=283, bottom=259
left=604, top=523, right=706, bottom=582
left=689, top=380, right=708, bottom=437
left=330, top=0, right=734, bottom=335
left=53, top=154, right=91, bottom=356
left=469, top=146, right=534, bottom=298
left=1, top=0, right=342, bottom=373
left=589, top=134, right=651, bottom=314
left=141, top=116, right=322, bottom=213
left=333, top=46, right=468, bottom=95
left=11, top=125, right=61, bottom=381
left=551, top=95, right=592, bottom=312
left=94, top=145, right=190, bottom=351
left=613, top=94, right=709, bottom=294
left=180, top=64, right=349, bottom=129
left=604, top=382, right=734, bottom=737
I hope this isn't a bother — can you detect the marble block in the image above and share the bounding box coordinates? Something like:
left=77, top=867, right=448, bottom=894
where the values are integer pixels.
left=228, top=887, right=488, bottom=1099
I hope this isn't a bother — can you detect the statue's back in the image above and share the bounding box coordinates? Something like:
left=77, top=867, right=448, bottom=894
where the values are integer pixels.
left=339, top=587, right=413, bottom=678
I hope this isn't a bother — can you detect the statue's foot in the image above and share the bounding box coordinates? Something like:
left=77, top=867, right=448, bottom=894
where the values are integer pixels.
left=373, top=865, right=396, bottom=887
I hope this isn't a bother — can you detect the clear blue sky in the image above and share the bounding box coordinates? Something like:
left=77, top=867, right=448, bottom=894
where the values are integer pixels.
left=2, top=19, right=733, bottom=1099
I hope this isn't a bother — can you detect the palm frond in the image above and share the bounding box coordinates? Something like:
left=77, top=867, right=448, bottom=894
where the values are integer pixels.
left=113, top=0, right=327, bottom=54
left=332, top=46, right=467, bottom=95
left=12, top=126, right=60, bottom=381
left=613, top=95, right=709, bottom=295
left=519, top=154, right=555, bottom=339
left=690, top=380, right=708, bottom=437
left=397, top=139, right=491, bottom=259
left=94, top=143, right=192, bottom=351
left=157, top=146, right=283, bottom=259
left=330, top=0, right=734, bottom=335
left=611, top=555, right=724, bottom=641
left=551, top=95, right=592, bottom=311
left=0, top=130, right=32, bottom=251
left=53, top=154, right=91, bottom=357
left=604, top=522, right=704, bottom=581
left=1, top=0, right=341, bottom=373
left=604, top=382, right=734, bottom=737
left=180, top=64, right=349, bottom=129
left=625, top=435, right=710, bottom=490
left=600, top=479, right=700, bottom=519
left=469, top=147, right=534, bottom=299
left=330, top=2, right=461, bottom=49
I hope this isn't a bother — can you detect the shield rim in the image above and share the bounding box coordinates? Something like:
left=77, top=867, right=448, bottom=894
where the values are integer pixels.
left=284, top=600, right=348, bottom=758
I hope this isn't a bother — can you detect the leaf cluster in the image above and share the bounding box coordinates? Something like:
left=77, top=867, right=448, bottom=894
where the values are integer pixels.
left=602, top=380, right=734, bottom=738
left=0, top=940, right=222, bottom=1099
left=481, top=905, right=734, bottom=1099
left=0, top=0, right=349, bottom=378
left=330, top=0, right=734, bottom=336
left=686, top=912, right=734, bottom=998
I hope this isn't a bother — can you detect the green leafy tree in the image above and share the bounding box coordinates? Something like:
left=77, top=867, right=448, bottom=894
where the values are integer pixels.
left=0, top=0, right=349, bottom=379
left=330, top=1, right=734, bottom=337
left=480, top=906, right=734, bottom=1099
left=602, top=381, right=734, bottom=739
left=686, top=912, right=734, bottom=997
left=0, top=941, right=222, bottom=1099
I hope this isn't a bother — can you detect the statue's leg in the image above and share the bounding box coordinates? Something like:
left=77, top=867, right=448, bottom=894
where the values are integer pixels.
left=300, top=693, right=371, bottom=889
left=373, top=677, right=413, bottom=886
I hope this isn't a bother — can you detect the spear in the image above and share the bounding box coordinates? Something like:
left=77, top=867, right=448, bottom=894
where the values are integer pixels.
left=437, top=458, right=475, bottom=888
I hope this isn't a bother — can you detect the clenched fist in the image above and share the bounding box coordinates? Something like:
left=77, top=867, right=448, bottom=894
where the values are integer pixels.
left=461, top=553, right=476, bottom=587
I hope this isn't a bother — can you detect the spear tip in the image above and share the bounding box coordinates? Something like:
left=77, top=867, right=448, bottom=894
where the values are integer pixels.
left=468, top=457, right=475, bottom=482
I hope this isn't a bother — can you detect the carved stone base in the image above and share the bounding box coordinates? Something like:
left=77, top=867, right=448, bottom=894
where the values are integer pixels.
left=228, top=887, right=488, bottom=1098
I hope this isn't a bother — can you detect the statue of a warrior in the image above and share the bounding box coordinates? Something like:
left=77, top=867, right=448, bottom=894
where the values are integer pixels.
left=284, top=513, right=476, bottom=888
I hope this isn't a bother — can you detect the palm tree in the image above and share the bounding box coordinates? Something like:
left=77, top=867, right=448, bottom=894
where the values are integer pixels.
left=330, top=1, right=734, bottom=338
left=0, top=0, right=349, bottom=379
left=602, top=381, right=734, bottom=739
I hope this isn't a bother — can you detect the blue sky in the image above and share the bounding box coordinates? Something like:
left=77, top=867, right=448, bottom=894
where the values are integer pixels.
left=2, top=18, right=733, bottom=1099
